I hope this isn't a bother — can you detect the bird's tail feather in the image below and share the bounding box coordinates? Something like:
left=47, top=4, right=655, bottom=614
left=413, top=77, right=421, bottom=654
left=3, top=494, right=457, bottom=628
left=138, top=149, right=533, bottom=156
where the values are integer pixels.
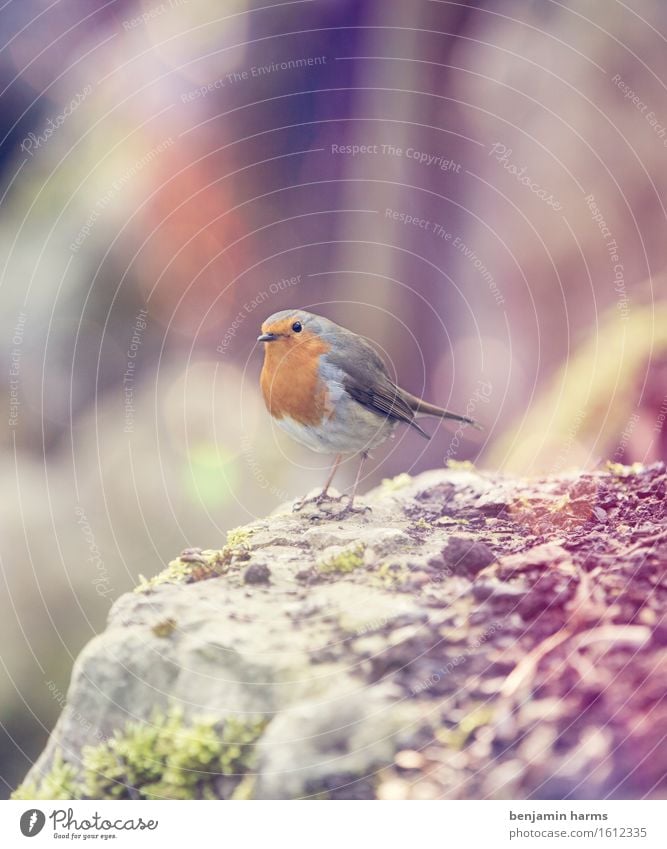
left=402, top=391, right=483, bottom=431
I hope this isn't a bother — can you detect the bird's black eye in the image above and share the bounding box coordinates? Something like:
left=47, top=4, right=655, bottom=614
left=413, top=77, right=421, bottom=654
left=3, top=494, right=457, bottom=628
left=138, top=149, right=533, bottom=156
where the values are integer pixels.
left=292, top=320, right=302, bottom=333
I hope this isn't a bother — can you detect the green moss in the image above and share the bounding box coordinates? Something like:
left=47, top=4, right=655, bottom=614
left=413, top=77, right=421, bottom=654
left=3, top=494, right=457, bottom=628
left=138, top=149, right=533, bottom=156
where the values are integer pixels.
left=12, top=751, right=81, bottom=800
left=446, top=459, right=476, bottom=471
left=605, top=460, right=645, bottom=477
left=436, top=703, right=495, bottom=750
left=13, top=708, right=267, bottom=801
left=135, top=547, right=238, bottom=593
left=381, top=473, right=412, bottom=492
left=434, top=517, right=470, bottom=527
left=230, top=773, right=256, bottom=800
left=413, top=518, right=431, bottom=530
left=226, top=526, right=253, bottom=548
left=375, top=562, right=410, bottom=588
left=11, top=782, right=37, bottom=800
left=317, top=544, right=365, bottom=574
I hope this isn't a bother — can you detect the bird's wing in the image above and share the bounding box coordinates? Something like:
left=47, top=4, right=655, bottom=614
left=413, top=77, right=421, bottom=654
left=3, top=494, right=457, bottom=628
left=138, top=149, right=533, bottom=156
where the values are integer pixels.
left=324, top=331, right=429, bottom=437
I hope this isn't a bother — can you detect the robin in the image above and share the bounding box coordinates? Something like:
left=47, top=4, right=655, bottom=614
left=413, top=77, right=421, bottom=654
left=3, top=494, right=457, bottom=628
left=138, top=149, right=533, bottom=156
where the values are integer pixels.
left=258, top=310, right=482, bottom=511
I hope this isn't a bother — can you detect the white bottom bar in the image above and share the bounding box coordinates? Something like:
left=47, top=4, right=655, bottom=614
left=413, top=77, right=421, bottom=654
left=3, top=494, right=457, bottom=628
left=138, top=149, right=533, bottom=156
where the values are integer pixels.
left=2, top=799, right=666, bottom=848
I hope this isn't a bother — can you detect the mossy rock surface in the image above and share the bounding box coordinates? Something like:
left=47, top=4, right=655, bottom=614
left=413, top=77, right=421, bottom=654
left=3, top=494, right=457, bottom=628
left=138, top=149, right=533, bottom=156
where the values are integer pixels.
left=14, top=709, right=266, bottom=801
left=16, top=466, right=667, bottom=799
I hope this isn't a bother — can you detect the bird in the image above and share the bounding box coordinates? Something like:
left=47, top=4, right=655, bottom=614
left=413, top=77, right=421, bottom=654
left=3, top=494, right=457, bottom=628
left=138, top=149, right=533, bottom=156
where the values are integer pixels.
left=258, top=309, right=482, bottom=512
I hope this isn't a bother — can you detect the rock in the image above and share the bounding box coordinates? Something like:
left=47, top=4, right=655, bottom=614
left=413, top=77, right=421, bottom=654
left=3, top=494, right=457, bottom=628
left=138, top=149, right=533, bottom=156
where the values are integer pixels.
left=253, top=685, right=416, bottom=799
left=497, top=543, right=571, bottom=577
left=441, top=536, right=497, bottom=577
left=14, top=465, right=667, bottom=801
left=471, top=580, right=526, bottom=602
left=243, top=563, right=271, bottom=584
left=394, top=749, right=425, bottom=770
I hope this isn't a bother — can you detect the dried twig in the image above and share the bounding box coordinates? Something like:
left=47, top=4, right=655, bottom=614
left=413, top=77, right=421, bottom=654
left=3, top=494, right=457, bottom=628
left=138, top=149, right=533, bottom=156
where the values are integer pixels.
left=622, top=527, right=667, bottom=557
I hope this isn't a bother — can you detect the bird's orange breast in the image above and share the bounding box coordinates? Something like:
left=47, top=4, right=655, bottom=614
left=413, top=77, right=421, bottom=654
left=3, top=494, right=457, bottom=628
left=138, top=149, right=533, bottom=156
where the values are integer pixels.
left=260, top=331, right=333, bottom=426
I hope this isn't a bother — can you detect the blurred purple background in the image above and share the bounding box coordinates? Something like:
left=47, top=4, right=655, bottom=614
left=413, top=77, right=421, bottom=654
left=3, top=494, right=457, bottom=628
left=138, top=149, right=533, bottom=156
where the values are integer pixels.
left=1, top=0, right=667, bottom=795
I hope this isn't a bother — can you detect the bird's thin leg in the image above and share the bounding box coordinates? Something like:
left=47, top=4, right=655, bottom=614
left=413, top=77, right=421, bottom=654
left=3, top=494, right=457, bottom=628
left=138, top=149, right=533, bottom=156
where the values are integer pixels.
left=348, top=451, right=368, bottom=509
left=293, top=454, right=343, bottom=511
left=319, top=453, right=342, bottom=500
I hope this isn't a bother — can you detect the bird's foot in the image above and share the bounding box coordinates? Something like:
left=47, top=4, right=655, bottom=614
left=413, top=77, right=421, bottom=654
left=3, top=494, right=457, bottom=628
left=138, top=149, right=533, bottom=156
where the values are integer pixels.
left=298, top=499, right=372, bottom=521
left=336, top=497, right=372, bottom=518
left=292, top=490, right=371, bottom=520
left=292, top=491, right=344, bottom=513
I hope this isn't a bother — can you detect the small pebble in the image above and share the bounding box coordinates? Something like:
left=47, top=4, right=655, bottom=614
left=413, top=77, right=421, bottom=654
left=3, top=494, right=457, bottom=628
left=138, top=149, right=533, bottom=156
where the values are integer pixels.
left=377, top=778, right=410, bottom=800
left=243, top=563, right=271, bottom=584
left=444, top=536, right=497, bottom=577
left=394, top=749, right=425, bottom=770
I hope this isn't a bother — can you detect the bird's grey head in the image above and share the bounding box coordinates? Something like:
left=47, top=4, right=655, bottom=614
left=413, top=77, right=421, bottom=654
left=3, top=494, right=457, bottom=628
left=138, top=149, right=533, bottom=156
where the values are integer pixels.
left=257, top=309, right=341, bottom=343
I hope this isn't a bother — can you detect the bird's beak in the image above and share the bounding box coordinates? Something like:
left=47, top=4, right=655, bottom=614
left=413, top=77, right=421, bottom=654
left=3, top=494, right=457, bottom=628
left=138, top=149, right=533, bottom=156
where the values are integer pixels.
left=257, top=332, right=277, bottom=342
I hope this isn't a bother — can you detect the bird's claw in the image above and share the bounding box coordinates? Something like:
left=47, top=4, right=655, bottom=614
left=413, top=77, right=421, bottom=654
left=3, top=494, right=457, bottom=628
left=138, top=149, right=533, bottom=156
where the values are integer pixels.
left=338, top=499, right=372, bottom=517
left=292, top=492, right=372, bottom=518
left=318, top=492, right=346, bottom=505
left=292, top=492, right=344, bottom=513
